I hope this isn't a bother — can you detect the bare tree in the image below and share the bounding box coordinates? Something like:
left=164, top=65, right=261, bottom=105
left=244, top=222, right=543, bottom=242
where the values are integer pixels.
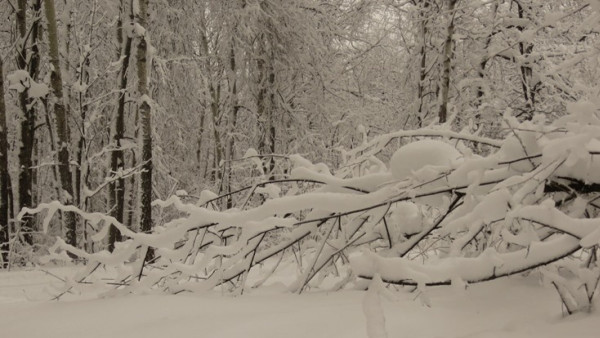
left=44, top=0, right=77, bottom=247
left=438, top=0, right=458, bottom=123
left=415, top=0, right=432, bottom=126
left=15, top=0, right=41, bottom=245
left=136, top=0, right=153, bottom=260
left=108, top=0, right=134, bottom=252
left=514, top=0, right=537, bottom=119
left=0, top=57, right=11, bottom=266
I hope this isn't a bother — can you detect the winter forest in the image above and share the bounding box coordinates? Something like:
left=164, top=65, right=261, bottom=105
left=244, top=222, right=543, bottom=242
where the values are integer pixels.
left=1, top=0, right=600, bottom=337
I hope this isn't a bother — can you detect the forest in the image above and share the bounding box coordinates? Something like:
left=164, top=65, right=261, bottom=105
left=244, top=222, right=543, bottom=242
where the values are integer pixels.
left=1, top=0, right=600, bottom=337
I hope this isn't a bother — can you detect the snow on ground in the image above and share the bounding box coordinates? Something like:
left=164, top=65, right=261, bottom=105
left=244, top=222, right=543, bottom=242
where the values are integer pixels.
left=0, top=267, right=599, bottom=338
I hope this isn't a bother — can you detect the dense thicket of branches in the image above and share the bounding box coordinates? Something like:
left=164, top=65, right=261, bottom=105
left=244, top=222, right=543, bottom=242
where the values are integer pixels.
left=1, top=0, right=600, bottom=315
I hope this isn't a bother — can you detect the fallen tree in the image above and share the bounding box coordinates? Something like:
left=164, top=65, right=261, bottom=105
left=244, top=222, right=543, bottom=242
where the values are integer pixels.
left=21, top=101, right=600, bottom=314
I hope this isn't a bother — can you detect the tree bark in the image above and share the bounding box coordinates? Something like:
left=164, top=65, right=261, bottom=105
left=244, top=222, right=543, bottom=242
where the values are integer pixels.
left=416, top=0, right=430, bottom=127
left=267, top=55, right=276, bottom=178
left=0, top=57, right=11, bottom=267
left=75, top=3, right=94, bottom=252
left=44, top=0, right=77, bottom=248
left=16, top=0, right=35, bottom=245
left=136, top=0, right=154, bottom=260
left=196, top=104, right=206, bottom=178
left=477, top=2, right=499, bottom=104
left=515, top=0, right=536, bottom=119
left=197, top=12, right=223, bottom=183
left=108, top=0, right=133, bottom=252
left=210, top=83, right=222, bottom=182
left=438, top=0, right=458, bottom=124
left=256, top=38, right=276, bottom=178
left=225, top=41, right=239, bottom=208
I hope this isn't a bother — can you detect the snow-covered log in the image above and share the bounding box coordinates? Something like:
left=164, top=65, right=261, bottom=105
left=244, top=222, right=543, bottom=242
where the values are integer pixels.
left=19, top=100, right=600, bottom=314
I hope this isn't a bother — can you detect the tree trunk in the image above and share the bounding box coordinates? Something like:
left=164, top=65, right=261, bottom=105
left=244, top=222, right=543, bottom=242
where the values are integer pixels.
left=126, top=148, right=138, bottom=231
left=256, top=54, right=268, bottom=166
left=267, top=47, right=276, bottom=177
left=29, top=0, right=42, bottom=210
left=16, top=0, right=35, bottom=245
left=416, top=0, right=430, bottom=127
left=477, top=2, right=499, bottom=104
left=256, top=38, right=276, bottom=178
left=44, top=0, right=77, bottom=248
left=197, top=104, right=206, bottom=178
left=438, top=0, right=458, bottom=124
left=225, top=42, right=239, bottom=208
left=75, top=4, right=94, bottom=251
left=210, top=84, right=222, bottom=182
left=126, top=106, right=139, bottom=231
left=136, top=0, right=154, bottom=260
left=198, top=13, right=223, bottom=183
left=515, top=0, right=536, bottom=119
left=74, top=2, right=95, bottom=206
left=108, top=0, right=133, bottom=252
left=0, top=57, right=11, bottom=267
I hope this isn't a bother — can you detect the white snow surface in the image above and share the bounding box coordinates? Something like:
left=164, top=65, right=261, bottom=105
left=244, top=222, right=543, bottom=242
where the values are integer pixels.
left=389, top=139, right=462, bottom=180
left=1, top=267, right=599, bottom=338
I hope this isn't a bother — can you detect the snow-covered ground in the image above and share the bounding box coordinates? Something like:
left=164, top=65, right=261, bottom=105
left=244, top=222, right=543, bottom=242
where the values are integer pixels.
left=1, top=267, right=599, bottom=337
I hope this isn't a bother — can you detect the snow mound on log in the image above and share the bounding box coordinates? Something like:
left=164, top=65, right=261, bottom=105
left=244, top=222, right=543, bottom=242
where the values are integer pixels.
left=389, top=140, right=461, bottom=180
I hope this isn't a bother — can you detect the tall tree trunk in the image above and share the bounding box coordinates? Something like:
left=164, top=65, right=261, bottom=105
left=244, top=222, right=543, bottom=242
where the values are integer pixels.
left=210, top=84, right=222, bottom=182
left=29, top=0, right=42, bottom=209
left=256, top=38, right=276, bottom=178
left=477, top=2, right=499, bottom=104
left=108, top=0, right=133, bottom=252
left=195, top=1, right=209, bottom=181
left=416, top=0, right=430, bottom=127
left=471, top=1, right=500, bottom=133
left=44, top=0, right=77, bottom=248
left=438, top=0, right=458, bottom=124
left=256, top=54, right=268, bottom=166
left=515, top=0, right=535, bottom=119
left=0, top=57, right=11, bottom=267
left=196, top=104, right=206, bottom=178
left=136, top=0, right=154, bottom=260
left=225, top=42, right=239, bottom=208
left=16, top=0, right=35, bottom=245
left=126, top=113, right=139, bottom=231
left=75, top=3, right=95, bottom=251
left=74, top=2, right=95, bottom=204
left=198, top=13, right=223, bottom=184
left=267, top=67, right=276, bottom=178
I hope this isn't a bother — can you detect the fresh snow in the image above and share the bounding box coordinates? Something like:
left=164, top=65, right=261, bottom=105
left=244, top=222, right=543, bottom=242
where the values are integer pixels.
left=0, top=267, right=599, bottom=337
left=389, top=139, right=462, bottom=181
left=6, top=69, right=49, bottom=98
